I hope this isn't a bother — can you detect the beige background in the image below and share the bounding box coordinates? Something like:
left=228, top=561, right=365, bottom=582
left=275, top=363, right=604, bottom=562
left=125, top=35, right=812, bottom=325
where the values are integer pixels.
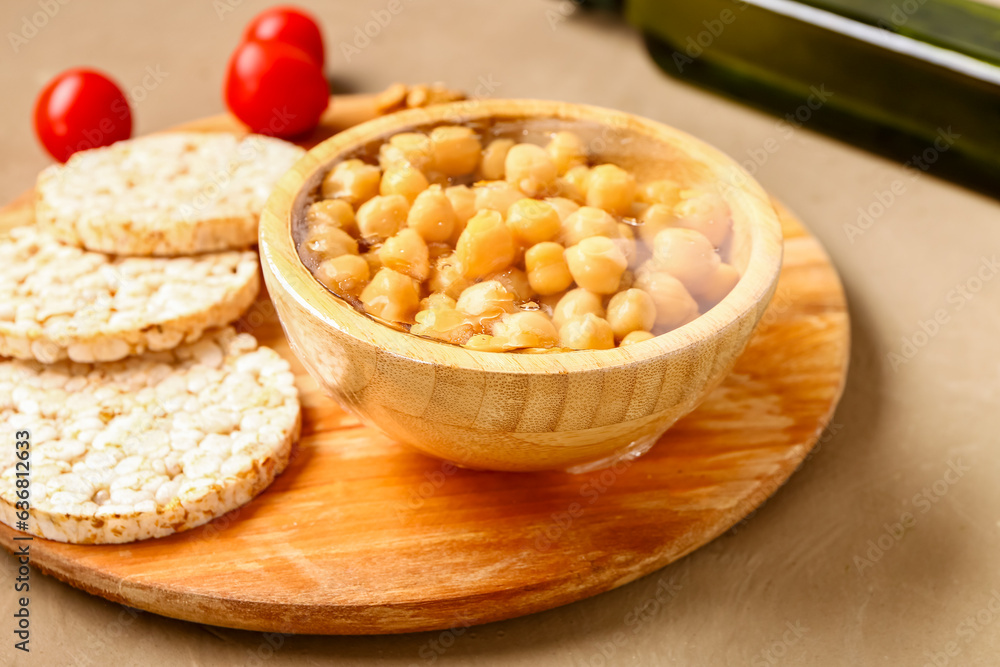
left=2, top=1, right=1000, bottom=665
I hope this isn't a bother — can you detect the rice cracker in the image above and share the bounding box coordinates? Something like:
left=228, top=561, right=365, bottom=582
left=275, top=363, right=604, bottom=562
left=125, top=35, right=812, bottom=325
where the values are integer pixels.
left=36, top=132, right=305, bottom=255
left=0, top=226, right=259, bottom=363
left=0, top=327, right=300, bottom=544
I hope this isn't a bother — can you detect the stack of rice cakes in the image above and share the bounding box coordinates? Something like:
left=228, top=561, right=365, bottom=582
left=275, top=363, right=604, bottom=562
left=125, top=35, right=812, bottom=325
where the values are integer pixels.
left=0, top=133, right=305, bottom=544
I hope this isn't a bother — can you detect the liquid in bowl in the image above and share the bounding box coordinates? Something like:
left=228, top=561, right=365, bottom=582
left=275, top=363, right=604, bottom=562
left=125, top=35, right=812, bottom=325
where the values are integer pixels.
left=294, top=118, right=740, bottom=353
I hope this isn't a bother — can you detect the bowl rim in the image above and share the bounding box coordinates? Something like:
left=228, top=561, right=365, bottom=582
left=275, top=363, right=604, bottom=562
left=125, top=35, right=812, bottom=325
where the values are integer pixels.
left=259, top=98, right=783, bottom=375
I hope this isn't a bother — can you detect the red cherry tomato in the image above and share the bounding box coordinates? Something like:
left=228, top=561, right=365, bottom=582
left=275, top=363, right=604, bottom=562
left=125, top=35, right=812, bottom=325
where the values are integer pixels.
left=225, top=40, right=329, bottom=138
left=243, top=6, right=324, bottom=68
left=33, top=69, right=132, bottom=163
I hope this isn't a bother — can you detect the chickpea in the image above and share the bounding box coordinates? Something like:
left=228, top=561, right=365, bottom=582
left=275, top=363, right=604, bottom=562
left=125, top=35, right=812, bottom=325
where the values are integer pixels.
left=554, top=177, right=585, bottom=204
left=420, top=292, right=457, bottom=311
left=586, top=163, right=635, bottom=216
left=302, top=218, right=335, bottom=246
left=456, top=210, right=516, bottom=279
left=321, top=159, right=381, bottom=205
left=545, top=131, right=587, bottom=175
left=303, top=129, right=729, bottom=352
left=565, top=236, right=628, bottom=294
left=691, top=263, right=740, bottom=306
left=306, top=199, right=357, bottom=237
left=553, top=288, right=605, bottom=328
left=492, top=311, right=559, bottom=349
left=428, top=252, right=474, bottom=299
left=473, top=180, right=523, bottom=217
left=615, top=222, right=638, bottom=266
left=634, top=266, right=699, bottom=329
left=455, top=281, right=517, bottom=324
left=445, top=184, right=476, bottom=246
left=638, top=179, right=682, bottom=207
left=651, top=227, right=720, bottom=291
left=674, top=191, right=733, bottom=247
left=486, top=266, right=534, bottom=301
left=606, top=289, right=656, bottom=340
left=559, top=313, right=615, bottom=350
left=315, top=254, right=370, bottom=296
left=445, top=185, right=476, bottom=222
left=423, top=171, right=452, bottom=187
left=405, top=185, right=457, bottom=243
left=362, top=248, right=383, bottom=275
left=545, top=197, right=580, bottom=223
left=506, top=199, right=561, bottom=246
left=620, top=330, right=655, bottom=346
left=525, top=242, right=573, bottom=295
left=426, top=241, right=453, bottom=262
left=629, top=200, right=651, bottom=220
left=303, top=226, right=358, bottom=260
left=561, top=206, right=619, bottom=247
left=378, top=228, right=430, bottom=281
left=480, top=138, right=515, bottom=180
left=430, top=126, right=482, bottom=176
left=616, top=269, right=635, bottom=292
left=379, top=132, right=432, bottom=171
left=411, top=304, right=475, bottom=345
left=637, top=203, right=676, bottom=245
left=538, top=292, right=562, bottom=313
left=563, top=165, right=590, bottom=200
left=464, top=334, right=506, bottom=352
left=505, top=143, right=558, bottom=197
left=360, top=268, right=421, bottom=324
left=380, top=163, right=429, bottom=203
left=356, top=194, right=409, bottom=241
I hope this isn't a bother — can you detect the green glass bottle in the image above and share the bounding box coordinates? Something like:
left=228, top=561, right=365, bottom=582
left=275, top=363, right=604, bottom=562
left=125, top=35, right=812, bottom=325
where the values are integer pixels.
left=619, top=0, right=1000, bottom=193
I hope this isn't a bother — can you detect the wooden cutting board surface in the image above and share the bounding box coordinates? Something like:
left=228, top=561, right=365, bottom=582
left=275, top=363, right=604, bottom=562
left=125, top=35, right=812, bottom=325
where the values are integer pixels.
left=0, top=97, right=850, bottom=634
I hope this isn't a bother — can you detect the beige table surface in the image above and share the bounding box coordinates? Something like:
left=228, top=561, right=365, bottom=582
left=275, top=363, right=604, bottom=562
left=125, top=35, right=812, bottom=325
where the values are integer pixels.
left=2, top=1, right=1000, bottom=665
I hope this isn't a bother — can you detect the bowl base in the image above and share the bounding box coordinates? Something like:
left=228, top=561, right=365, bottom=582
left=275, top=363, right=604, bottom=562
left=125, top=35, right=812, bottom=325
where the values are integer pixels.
left=563, top=429, right=667, bottom=474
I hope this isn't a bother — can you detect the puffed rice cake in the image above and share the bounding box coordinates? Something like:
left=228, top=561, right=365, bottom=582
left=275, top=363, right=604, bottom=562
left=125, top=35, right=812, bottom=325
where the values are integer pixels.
left=36, top=132, right=305, bottom=256
left=0, top=225, right=259, bottom=363
left=0, top=327, right=300, bottom=544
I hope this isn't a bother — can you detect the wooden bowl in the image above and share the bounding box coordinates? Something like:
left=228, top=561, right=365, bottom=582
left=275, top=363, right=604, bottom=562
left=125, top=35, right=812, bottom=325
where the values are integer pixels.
left=259, top=100, right=783, bottom=472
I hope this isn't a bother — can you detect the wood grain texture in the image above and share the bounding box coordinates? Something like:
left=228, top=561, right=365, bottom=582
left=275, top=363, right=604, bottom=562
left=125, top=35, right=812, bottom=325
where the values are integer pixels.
left=0, top=98, right=849, bottom=634
left=260, top=100, right=786, bottom=471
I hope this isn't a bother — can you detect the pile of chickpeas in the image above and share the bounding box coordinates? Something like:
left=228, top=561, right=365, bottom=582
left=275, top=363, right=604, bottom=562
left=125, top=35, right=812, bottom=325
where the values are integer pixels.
left=297, top=124, right=740, bottom=352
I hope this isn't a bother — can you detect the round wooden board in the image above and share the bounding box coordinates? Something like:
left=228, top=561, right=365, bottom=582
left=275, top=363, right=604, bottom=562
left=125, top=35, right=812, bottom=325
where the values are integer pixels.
left=0, top=99, right=850, bottom=635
